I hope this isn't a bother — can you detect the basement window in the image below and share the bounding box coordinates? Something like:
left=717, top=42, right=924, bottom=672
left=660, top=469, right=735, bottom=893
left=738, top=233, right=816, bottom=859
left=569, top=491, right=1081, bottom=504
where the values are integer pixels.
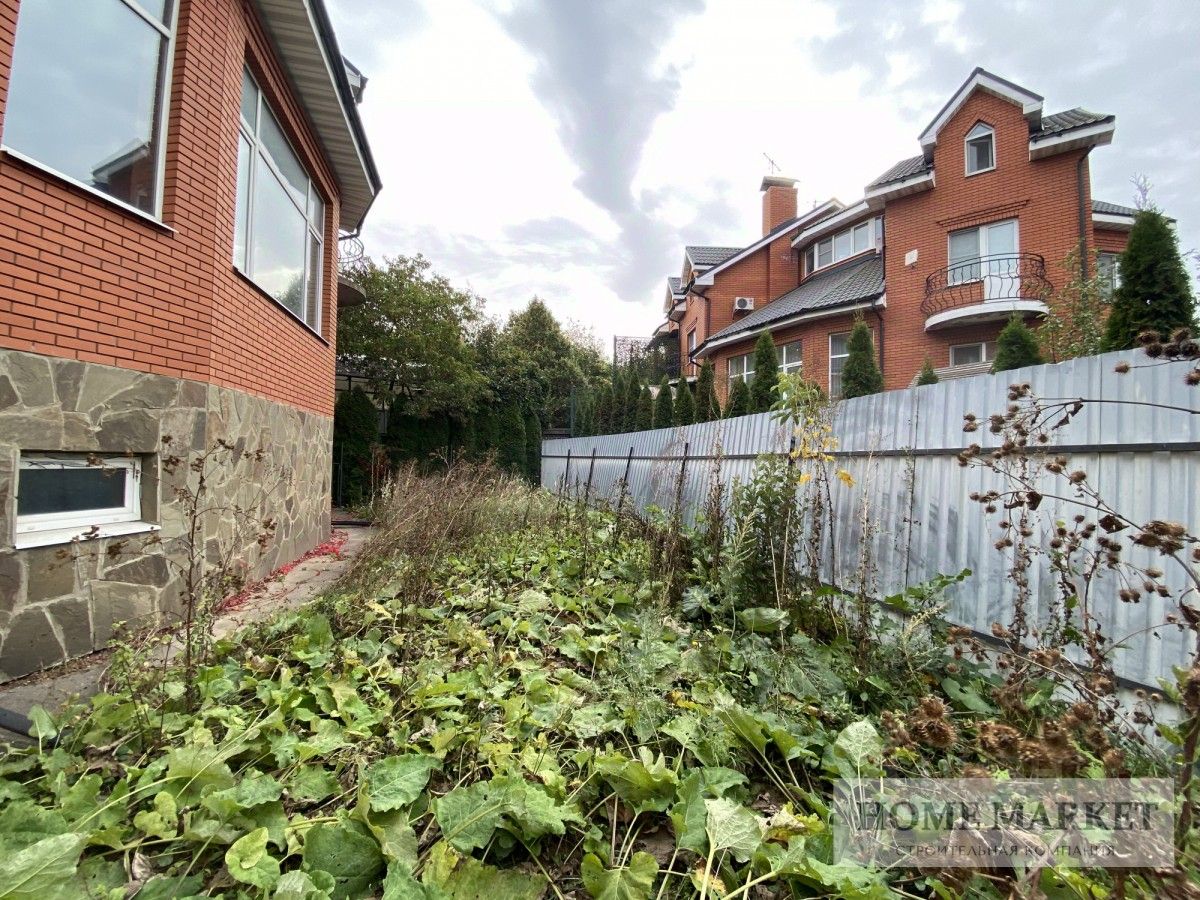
left=14, top=455, right=157, bottom=548
left=949, top=341, right=998, bottom=366
left=965, top=122, right=995, bottom=175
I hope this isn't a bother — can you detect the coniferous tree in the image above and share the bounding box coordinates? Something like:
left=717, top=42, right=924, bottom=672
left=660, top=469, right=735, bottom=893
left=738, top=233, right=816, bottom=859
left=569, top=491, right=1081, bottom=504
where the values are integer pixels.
left=333, top=387, right=381, bottom=506
left=840, top=319, right=884, bottom=398
left=634, top=385, right=653, bottom=431
left=1102, top=209, right=1197, bottom=350
left=992, top=314, right=1044, bottom=372
left=675, top=379, right=695, bottom=426
left=523, top=406, right=542, bottom=484
left=725, top=378, right=750, bottom=418
left=749, top=332, right=780, bottom=412
left=916, top=356, right=939, bottom=385
left=594, top=382, right=612, bottom=435
left=610, top=370, right=627, bottom=432
left=625, top=372, right=643, bottom=432
left=475, top=404, right=501, bottom=462
left=497, top=398, right=527, bottom=474
left=695, top=361, right=719, bottom=422
left=653, top=376, right=674, bottom=428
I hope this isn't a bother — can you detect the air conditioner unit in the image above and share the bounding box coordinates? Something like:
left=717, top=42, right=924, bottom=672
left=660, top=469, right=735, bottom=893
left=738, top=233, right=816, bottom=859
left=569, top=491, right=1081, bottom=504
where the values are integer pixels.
left=734, top=296, right=755, bottom=311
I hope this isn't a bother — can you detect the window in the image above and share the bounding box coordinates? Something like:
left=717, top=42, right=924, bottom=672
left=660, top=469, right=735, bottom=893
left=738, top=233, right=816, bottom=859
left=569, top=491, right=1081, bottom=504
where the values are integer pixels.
left=727, top=352, right=754, bottom=386
left=947, top=219, right=1017, bottom=286
left=15, top=455, right=148, bottom=545
left=776, top=340, right=802, bottom=375
left=807, top=217, right=882, bottom=274
left=236, top=69, right=326, bottom=332
left=949, top=341, right=998, bottom=366
left=687, top=328, right=697, bottom=373
left=3, top=0, right=176, bottom=216
left=965, top=122, right=995, bottom=175
left=1097, top=252, right=1121, bottom=299
left=829, top=332, right=851, bottom=398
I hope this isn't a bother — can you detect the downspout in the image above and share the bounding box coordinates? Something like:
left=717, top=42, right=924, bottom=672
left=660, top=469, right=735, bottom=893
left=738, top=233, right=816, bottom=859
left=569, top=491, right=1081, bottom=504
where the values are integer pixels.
left=1076, top=149, right=1092, bottom=280
left=874, top=218, right=886, bottom=376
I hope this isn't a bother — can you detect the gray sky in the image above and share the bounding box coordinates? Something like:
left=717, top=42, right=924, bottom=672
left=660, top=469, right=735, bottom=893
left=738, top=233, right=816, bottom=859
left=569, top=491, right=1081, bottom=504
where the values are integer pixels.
left=327, top=0, right=1200, bottom=352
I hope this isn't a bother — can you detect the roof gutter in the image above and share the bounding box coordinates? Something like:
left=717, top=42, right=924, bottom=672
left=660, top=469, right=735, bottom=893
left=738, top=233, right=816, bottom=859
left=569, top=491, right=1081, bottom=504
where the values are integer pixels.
left=693, top=296, right=886, bottom=359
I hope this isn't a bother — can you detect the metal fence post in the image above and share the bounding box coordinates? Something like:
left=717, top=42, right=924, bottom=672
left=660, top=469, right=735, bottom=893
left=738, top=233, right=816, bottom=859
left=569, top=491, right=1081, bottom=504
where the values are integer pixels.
left=673, top=441, right=690, bottom=522
left=584, top=447, right=597, bottom=506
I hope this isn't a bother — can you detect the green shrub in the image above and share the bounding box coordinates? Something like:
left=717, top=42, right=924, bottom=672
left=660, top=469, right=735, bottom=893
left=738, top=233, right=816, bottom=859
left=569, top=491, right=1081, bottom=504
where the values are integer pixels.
left=992, top=314, right=1044, bottom=372
left=695, top=361, right=719, bottom=421
left=333, top=387, right=381, bottom=506
left=840, top=319, right=884, bottom=398
left=916, top=356, right=939, bottom=385
left=653, top=376, right=674, bottom=428
left=750, top=332, right=780, bottom=412
left=674, top=379, right=695, bottom=426
left=524, top=406, right=542, bottom=484
left=725, top=378, right=750, bottom=418
left=497, top=399, right=527, bottom=474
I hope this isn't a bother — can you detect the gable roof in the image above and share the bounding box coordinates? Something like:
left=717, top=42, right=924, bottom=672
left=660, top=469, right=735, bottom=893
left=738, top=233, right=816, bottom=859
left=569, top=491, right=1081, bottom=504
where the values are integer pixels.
left=699, top=255, right=884, bottom=351
left=685, top=246, right=742, bottom=268
left=667, top=276, right=683, bottom=294
left=919, top=67, right=1043, bottom=153
left=867, top=155, right=931, bottom=190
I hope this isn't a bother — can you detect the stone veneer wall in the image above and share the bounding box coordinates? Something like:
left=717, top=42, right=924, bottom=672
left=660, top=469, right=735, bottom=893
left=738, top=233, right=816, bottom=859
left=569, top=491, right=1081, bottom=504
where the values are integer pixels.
left=0, top=349, right=332, bottom=682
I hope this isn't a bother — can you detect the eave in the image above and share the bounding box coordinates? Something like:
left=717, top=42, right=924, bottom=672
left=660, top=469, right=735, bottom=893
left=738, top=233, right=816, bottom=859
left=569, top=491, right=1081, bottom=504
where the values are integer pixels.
left=1028, top=119, right=1115, bottom=160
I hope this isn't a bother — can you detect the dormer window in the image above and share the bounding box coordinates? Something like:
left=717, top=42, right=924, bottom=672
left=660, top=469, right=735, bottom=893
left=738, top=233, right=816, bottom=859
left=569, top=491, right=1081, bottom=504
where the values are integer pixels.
left=965, top=123, right=995, bottom=175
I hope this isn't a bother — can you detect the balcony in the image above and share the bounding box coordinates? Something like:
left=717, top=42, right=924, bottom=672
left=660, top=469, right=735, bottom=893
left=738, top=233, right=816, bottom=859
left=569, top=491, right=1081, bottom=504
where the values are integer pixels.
left=921, top=252, right=1051, bottom=331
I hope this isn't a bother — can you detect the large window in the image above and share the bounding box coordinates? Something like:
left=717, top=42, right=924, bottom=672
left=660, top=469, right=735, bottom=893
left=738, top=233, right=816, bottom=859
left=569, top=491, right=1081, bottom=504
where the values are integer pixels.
left=3, top=0, right=176, bottom=216
left=236, top=69, right=326, bottom=332
left=965, top=122, right=995, bottom=175
left=829, top=332, right=851, bottom=398
left=1097, top=252, right=1121, bottom=300
left=776, top=340, right=802, bottom=375
left=806, top=217, right=881, bottom=274
left=727, top=352, right=754, bottom=386
left=948, top=219, right=1017, bottom=286
left=15, top=455, right=147, bottom=546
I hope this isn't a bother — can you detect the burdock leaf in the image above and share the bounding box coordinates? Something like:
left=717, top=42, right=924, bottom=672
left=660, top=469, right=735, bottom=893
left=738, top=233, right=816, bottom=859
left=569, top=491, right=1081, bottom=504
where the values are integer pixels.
left=580, top=850, right=659, bottom=899
left=704, top=798, right=764, bottom=862
left=225, top=826, right=280, bottom=890
left=0, top=832, right=85, bottom=898
left=365, top=754, right=440, bottom=812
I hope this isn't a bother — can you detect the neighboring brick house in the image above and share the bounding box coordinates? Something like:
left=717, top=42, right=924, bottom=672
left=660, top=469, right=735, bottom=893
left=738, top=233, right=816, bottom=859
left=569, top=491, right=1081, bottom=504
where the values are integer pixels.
left=656, top=69, right=1137, bottom=401
left=0, top=0, right=380, bottom=681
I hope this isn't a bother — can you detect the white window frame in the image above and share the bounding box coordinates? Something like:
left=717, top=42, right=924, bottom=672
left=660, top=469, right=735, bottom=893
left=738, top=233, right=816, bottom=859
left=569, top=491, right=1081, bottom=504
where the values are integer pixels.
left=235, top=68, right=326, bottom=334
left=1097, top=252, right=1121, bottom=299
left=829, top=332, right=851, bottom=398
left=947, top=218, right=1019, bottom=286
left=808, top=217, right=881, bottom=274
left=15, top=455, right=143, bottom=540
left=727, top=352, right=754, bottom=386
left=965, top=122, right=995, bottom=176
left=949, top=341, right=998, bottom=366
left=776, top=340, right=802, bottom=375
left=1, top=0, right=179, bottom=223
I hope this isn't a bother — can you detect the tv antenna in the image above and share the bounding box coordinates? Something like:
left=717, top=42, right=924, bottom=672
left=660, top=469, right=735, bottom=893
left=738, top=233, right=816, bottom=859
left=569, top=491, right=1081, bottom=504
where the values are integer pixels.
left=762, top=152, right=781, bottom=174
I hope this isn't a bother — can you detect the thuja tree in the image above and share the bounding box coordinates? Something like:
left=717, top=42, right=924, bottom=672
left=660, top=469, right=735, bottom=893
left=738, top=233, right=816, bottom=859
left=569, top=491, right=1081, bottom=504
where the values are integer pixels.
left=497, top=398, right=527, bottom=475
left=840, top=319, right=884, bottom=398
left=725, top=378, right=750, bottom=418
left=750, top=332, right=780, bottom=412
left=634, top=384, right=653, bottom=431
left=695, top=361, right=719, bottom=421
left=916, top=356, right=939, bottom=385
left=593, top=382, right=613, bottom=435
left=675, top=379, right=695, bottom=426
left=1103, top=209, right=1197, bottom=351
left=653, top=376, right=674, bottom=428
left=992, top=314, right=1044, bottom=372
left=524, top=406, right=542, bottom=484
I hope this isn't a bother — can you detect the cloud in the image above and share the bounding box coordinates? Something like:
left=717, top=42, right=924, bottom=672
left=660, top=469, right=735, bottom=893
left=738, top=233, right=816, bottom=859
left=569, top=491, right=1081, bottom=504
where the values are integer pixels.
left=492, top=0, right=706, bottom=299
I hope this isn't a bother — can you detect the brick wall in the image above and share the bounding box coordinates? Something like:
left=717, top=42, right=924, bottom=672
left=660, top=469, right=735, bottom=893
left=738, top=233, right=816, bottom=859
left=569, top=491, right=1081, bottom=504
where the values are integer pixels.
left=0, top=0, right=342, bottom=417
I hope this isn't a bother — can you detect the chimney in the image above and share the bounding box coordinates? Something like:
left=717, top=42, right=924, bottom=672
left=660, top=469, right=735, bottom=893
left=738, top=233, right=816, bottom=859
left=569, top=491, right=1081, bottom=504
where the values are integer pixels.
left=760, top=175, right=798, bottom=236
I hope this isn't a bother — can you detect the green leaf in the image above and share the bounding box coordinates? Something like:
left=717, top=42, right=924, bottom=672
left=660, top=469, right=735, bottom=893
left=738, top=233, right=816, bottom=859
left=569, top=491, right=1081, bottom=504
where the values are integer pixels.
left=704, top=798, right=764, bottom=863
left=435, top=776, right=578, bottom=851
left=421, top=841, right=545, bottom=899
left=434, top=781, right=504, bottom=851
left=225, top=826, right=280, bottom=890
left=580, top=850, right=658, bottom=900
left=133, top=791, right=178, bottom=840
left=290, top=765, right=341, bottom=803
left=941, top=678, right=995, bottom=714
left=302, top=820, right=384, bottom=899
left=825, top=720, right=884, bottom=779
left=366, top=754, right=440, bottom=812
left=594, top=749, right=677, bottom=815
left=274, top=869, right=335, bottom=900
left=25, top=706, right=56, bottom=740
left=0, top=832, right=86, bottom=899
left=736, top=607, right=790, bottom=633
left=164, top=744, right=235, bottom=804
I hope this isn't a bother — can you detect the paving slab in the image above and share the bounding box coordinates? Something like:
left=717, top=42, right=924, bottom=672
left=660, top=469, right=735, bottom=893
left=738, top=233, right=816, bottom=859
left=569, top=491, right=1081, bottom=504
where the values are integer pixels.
left=0, top=525, right=373, bottom=745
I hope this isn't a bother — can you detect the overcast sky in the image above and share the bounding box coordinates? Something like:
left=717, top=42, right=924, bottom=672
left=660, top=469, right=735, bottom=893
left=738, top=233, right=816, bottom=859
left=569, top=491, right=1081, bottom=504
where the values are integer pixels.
left=326, top=0, right=1200, bottom=353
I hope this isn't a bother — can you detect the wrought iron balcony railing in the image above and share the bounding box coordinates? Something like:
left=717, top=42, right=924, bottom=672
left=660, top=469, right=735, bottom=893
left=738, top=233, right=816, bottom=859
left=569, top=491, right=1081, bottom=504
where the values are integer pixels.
left=921, top=252, right=1051, bottom=317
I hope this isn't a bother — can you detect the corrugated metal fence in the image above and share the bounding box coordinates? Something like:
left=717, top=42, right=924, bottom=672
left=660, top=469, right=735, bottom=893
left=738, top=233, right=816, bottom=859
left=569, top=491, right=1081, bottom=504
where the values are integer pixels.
left=541, top=351, right=1200, bottom=690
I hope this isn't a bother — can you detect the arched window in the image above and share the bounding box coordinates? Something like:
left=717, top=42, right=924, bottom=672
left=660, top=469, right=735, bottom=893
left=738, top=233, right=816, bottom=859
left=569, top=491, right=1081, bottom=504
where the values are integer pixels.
left=965, top=122, right=995, bottom=175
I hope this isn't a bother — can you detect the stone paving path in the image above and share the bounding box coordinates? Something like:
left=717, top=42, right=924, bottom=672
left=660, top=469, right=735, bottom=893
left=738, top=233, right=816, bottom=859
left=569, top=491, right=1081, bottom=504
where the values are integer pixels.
left=0, top=525, right=373, bottom=745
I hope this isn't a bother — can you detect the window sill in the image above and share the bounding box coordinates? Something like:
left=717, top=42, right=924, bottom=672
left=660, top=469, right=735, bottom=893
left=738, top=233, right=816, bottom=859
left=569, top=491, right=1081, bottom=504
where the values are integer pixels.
left=0, top=147, right=174, bottom=234
left=13, top=521, right=161, bottom=551
left=965, top=166, right=996, bottom=178
left=231, top=267, right=330, bottom=346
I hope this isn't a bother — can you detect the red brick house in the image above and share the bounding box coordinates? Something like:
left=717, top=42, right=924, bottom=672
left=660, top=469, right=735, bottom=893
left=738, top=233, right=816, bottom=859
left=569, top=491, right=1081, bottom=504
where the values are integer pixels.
left=0, top=0, right=380, bottom=680
left=655, top=69, right=1135, bottom=401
